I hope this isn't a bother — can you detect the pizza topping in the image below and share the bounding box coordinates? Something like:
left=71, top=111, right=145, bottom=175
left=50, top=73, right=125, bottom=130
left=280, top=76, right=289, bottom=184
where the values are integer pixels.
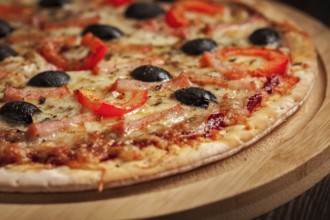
left=111, top=74, right=191, bottom=91
left=207, top=113, right=225, bottom=131
left=155, top=0, right=175, bottom=2
left=138, top=17, right=191, bottom=39
left=130, top=65, right=172, bottom=82
left=246, top=93, right=263, bottom=112
left=39, top=33, right=107, bottom=71
left=163, top=73, right=192, bottom=90
left=0, top=19, right=13, bottom=39
left=0, top=4, right=35, bottom=25
left=0, top=4, right=33, bottom=16
left=106, top=42, right=153, bottom=54
left=165, top=0, right=224, bottom=28
left=0, top=45, right=17, bottom=62
left=26, top=113, right=96, bottom=140
left=0, top=101, right=41, bottom=125
left=249, top=27, right=281, bottom=46
left=94, top=55, right=165, bottom=74
left=183, top=72, right=257, bottom=91
left=3, top=86, right=70, bottom=101
left=263, top=75, right=280, bottom=94
left=124, top=3, right=165, bottom=20
left=82, top=24, right=124, bottom=42
left=27, top=70, right=71, bottom=88
left=106, top=0, right=133, bottom=7
left=113, top=104, right=184, bottom=134
left=174, top=87, right=218, bottom=109
left=42, top=15, right=101, bottom=30
left=202, top=48, right=290, bottom=78
left=38, top=0, right=70, bottom=8
left=203, top=15, right=268, bottom=36
left=76, top=89, right=148, bottom=117
left=181, top=38, right=218, bottom=56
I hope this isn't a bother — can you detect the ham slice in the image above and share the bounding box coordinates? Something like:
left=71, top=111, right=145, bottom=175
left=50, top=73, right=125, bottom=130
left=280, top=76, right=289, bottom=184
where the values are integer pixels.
left=139, top=18, right=190, bottom=39
left=26, top=113, right=97, bottom=140
left=204, top=15, right=268, bottom=35
left=112, top=104, right=184, bottom=134
left=0, top=69, right=12, bottom=80
left=183, top=72, right=257, bottom=91
left=95, top=55, right=165, bottom=74
left=111, top=74, right=192, bottom=91
left=42, top=15, right=100, bottom=30
left=3, top=86, right=70, bottom=101
left=106, top=42, right=153, bottom=54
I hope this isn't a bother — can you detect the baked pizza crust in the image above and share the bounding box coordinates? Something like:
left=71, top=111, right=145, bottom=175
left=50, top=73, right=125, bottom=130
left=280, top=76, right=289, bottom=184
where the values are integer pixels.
left=0, top=0, right=317, bottom=192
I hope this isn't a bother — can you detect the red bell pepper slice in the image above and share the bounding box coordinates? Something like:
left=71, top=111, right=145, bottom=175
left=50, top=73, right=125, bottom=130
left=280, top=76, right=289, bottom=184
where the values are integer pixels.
left=219, top=48, right=290, bottom=77
left=39, top=33, right=107, bottom=71
left=166, top=0, right=224, bottom=28
left=80, top=33, right=108, bottom=70
left=76, top=89, right=148, bottom=118
left=166, top=7, right=189, bottom=28
left=105, top=0, right=132, bottom=7
left=201, top=48, right=290, bottom=78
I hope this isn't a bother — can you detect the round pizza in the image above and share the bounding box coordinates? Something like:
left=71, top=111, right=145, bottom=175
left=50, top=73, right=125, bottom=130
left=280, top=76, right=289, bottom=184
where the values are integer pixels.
left=0, top=0, right=317, bottom=192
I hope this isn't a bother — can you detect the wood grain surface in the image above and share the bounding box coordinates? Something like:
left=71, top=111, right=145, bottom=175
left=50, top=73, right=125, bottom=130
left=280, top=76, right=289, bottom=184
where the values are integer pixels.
left=1, top=1, right=330, bottom=220
left=255, top=174, right=330, bottom=220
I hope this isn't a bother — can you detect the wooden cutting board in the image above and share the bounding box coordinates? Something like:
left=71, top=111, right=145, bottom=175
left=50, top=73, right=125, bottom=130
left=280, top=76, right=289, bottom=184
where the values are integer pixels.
left=1, top=2, right=330, bottom=220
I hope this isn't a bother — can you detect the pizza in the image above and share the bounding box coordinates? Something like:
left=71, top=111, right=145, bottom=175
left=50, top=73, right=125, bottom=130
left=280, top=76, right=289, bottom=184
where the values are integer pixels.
left=0, top=0, right=317, bottom=192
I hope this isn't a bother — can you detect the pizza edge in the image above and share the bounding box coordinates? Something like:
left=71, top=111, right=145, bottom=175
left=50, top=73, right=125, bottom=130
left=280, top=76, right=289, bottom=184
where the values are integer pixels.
left=0, top=0, right=318, bottom=192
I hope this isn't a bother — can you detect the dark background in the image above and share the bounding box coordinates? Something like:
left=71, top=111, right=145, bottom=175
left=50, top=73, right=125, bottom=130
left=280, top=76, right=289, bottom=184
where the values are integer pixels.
left=278, top=0, right=330, bottom=27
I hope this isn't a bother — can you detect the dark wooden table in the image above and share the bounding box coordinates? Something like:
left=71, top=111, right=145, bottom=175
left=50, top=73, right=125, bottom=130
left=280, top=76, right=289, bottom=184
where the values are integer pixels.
left=255, top=175, right=330, bottom=220
left=278, top=0, right=330, bottom=27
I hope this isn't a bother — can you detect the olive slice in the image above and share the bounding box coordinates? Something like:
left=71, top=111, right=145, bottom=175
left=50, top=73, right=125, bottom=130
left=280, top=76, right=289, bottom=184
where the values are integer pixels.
left=39, top=0, right=70, bottom=8
left=82, top=24, right=124, bottom=41
left=131, top=65, right=172, bottom=82
left=174, top=87, right=218, bottom=109
left=0, top=45, right=17, bottom=62
left=181, top=38, right=218, bottom=56
left=0, top=19, right=13, bottom=39
left=0, top=101, right=41, bottom=125
left=249, top=27, right=281, bottom=46
left=125, top=3, right=165, bottom=20
left=28, top=70, right=71, bottom=87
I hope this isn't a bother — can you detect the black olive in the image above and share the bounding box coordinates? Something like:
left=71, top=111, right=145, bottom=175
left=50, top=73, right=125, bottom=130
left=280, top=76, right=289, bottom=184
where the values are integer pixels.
left=131, top=65, right=172, bottom=82
left=181, top=38, right=218, bottom=56
left=0, top=19, right=13, bottom=39
left=0, top=101, right=41, bottom=125
left=125, top=3, right=165, bottom=20
left=82, top=24, right=124, bottom=41
left=174, top=87, right=218, bottom=109
left=39, top=0, right=70, bottom=8
left=249, top=28, right=281, bottom=46
left=28, top=70, right=70, bottom=87
left=0, top=45, right=17, bottom=62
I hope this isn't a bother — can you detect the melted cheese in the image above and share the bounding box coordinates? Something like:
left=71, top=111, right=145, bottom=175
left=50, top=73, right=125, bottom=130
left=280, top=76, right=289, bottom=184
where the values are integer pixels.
left=0, top=0, right=285, bottom=148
